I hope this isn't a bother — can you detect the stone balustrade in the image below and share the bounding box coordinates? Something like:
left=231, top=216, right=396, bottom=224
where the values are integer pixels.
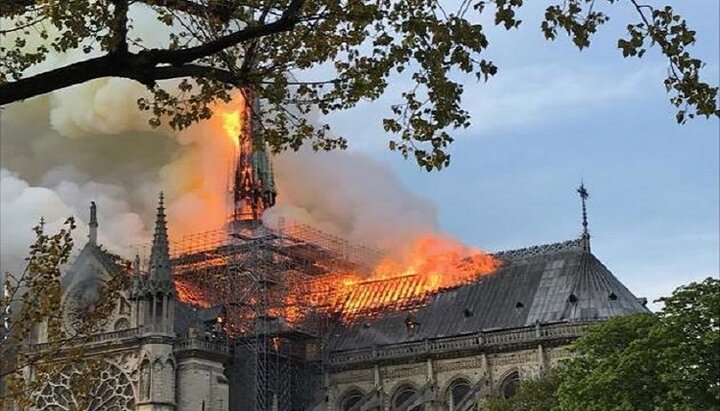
left=175, top=336, right=229, bottom=355
left=328, top=321, right=591, bottom=366
left=26, top=327, right=142, bottom=353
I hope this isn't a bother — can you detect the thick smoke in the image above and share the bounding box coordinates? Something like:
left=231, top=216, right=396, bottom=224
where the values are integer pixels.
left=0, top=6, right=438, bottom=275
left=0, top=84, right=438, bottom=274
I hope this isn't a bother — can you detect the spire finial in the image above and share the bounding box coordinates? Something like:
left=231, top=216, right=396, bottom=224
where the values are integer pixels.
left=39, top=216, right=46, bottom=232
left=149, top=192, right=171, bottom=282
left=576, top=181, right=590, bottom=252
left=89, top=201, right=98, bottom=245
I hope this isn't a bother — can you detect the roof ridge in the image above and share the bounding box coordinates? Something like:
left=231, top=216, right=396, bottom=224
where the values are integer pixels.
left=492, top=238, right=584, bottom=260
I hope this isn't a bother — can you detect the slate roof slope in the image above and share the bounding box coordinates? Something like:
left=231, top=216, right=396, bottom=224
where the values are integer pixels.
left=174, top=301, right=225, bottom=335
left=325, top=238, right=649, bottom=352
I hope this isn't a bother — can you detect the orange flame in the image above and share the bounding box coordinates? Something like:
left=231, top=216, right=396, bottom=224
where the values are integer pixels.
left=289, top=235, right=499, bottom=323
left=173, top=234, right=499, bottom=331
left=221, top=110, right=242, bottom=150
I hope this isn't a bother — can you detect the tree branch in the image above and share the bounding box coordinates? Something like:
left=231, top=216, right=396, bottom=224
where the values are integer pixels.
left=0, top=0, right=305, bottom=104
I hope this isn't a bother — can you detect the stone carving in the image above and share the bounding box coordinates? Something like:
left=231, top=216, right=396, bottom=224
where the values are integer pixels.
left=491, top=351, right=536, bottom=366
left=139, top=359, right=151, bottom=401
left=384, top=365, right=425, bottom=379
left=331, top=369, right=374, bottom=385
left=435, top=357, right=484, bottom=373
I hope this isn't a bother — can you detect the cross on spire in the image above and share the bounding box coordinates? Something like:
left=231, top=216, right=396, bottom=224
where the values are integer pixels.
left=577, top=182, right=591, bottom=252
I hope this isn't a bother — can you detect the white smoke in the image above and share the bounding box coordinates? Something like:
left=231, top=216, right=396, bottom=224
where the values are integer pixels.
left=0, top=6, right=439, bottom=276
left=265, top=149, right=437, bottom=250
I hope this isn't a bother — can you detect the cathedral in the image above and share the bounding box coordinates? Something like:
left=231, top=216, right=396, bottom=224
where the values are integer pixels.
left=11, top=100, right=650, bottom=411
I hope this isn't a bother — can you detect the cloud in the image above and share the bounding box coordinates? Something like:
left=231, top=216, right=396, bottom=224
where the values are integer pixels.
left=465, top=64, right=654, bottom=133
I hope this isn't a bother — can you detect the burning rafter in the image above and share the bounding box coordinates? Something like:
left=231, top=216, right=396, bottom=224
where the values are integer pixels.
left=170, top=224, right=499, bottom=335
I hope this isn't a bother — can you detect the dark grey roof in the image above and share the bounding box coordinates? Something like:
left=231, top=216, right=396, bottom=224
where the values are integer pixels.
left=325, top=238, right=649, bottom=352
left=174, top=302, right=225, bottom=334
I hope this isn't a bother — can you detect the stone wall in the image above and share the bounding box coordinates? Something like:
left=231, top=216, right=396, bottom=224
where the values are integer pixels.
left=326, top=344, right=572, bottom=410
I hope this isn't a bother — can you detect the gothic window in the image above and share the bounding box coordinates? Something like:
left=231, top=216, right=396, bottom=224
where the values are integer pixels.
left=114, top=317, right=130, bottom=331
left=392, top=384, right=422, bottom=411
left=118, top=297, right=131, bottom=315
left=139, top=359, right=151, bottom=400
left=339, top=389, right=364, bottom=411
left=446, top=378, right=473, bottom=410
left=63, top=278, right=107, bottom=335
left=500, top=371, right=520, bottom=399
left=152, top=360, right=164, bottom=399
left=34, top=362, right=135, bottom=410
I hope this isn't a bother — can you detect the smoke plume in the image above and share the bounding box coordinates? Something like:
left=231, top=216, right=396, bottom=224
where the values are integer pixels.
left=0, top=6, right=438, bottom=275
left=0, top=85, right=438, bottom=274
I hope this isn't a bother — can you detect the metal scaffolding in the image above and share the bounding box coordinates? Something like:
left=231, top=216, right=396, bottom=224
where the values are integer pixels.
left=169, top=221, right=382, bottom=411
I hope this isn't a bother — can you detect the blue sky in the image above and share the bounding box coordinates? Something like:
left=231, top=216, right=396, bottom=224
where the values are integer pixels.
left=326, top=1, right=720, bottom=306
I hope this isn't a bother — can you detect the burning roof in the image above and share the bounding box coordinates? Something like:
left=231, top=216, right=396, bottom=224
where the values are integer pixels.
left=169, top=224, right=499, bottom=337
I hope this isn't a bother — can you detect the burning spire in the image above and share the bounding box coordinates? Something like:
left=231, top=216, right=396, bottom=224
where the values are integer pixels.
left=577, top=182, right=591, bottom=252
left=229, top=88, right=277, bottom=230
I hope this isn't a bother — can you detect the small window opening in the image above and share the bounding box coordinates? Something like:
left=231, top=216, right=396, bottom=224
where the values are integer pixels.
left=568, top=294, right=578, bottom=303
left=463, top=308, right=474, bottom=318
left=608, top=292, right=617, bottom=300
left=405, top=315, right=420, bottom=332
left=515, top=302, right=524, bottom=309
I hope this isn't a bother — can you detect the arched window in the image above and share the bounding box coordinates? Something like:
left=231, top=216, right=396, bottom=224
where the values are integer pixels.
left=446, top=378, right=473, bottom=410
left=500, top=371, right=520, bottom=399
left=114, top=317, right=130, bottom=331
left=339, top=389, right=364, bottom=411
left=392, top=384, right=422, bottom=411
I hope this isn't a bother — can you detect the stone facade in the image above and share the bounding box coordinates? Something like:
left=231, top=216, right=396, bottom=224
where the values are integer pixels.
left=23, top=198, right=230, bottom=411
left=17, top=196, right=647, bottom=411
left=321, top=323, right=581, bottom=411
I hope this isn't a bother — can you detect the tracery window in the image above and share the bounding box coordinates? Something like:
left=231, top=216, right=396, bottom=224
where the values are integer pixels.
left=500, top=371, right=520, bottom=399
left=446, top=378, right=473, bottom=410
left=340, top=389, right=364, bottom=411
left=392, top=384, right=422, bottom=411
left=34, top=362, right=135, bottom=411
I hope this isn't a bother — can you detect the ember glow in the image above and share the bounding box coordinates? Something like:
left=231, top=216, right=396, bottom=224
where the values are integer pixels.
left=169, top=95, right=499, bottom=332
left=172, top=232, right=499, bottom=330
left=221, top=110, right=242, bottom=150
left=295, top=235, right=499, bottom=322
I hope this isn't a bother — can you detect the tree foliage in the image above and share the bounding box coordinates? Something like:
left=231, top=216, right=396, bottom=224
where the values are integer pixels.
left=479, top=277, right=720, bottom=411
left=1, top=0, right=718, bottom=170
left=0, top=218, right=125, bottom=408
left=481, top=372, right=561, bottom=411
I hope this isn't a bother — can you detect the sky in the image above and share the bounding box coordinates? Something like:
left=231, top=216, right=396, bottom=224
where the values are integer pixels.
left=1, top=1, right=718, bottom=308
left=324, top=0, right=720, bottom=306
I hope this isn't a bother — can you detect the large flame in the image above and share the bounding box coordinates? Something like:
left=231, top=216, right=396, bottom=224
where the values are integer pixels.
left=169, top=98, right=499, bottom=330
left=172, top=233, right=499, bottom=331
left=163, top=97, right=247, bottom=241
left=288, top=235, right=499, bottom=323
left=221, top=110, right=241, bottom=150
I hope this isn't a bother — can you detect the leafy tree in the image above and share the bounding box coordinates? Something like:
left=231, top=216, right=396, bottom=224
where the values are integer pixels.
left=1, top=0, right=718, bottom=170
left=481, top=372, right=560, bottom=411
left=0, top=218, right=125, bottom=408
left=479, top=277, right=720, bottom=411
left=557, top=277, right=720, bottom=411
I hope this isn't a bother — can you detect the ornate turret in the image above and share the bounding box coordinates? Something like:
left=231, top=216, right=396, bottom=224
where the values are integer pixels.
left=229, top=88, right=277, bottom=231
left=130, top=193, right=175, bottom=335
left=149, top=192, right=171, bottom=283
